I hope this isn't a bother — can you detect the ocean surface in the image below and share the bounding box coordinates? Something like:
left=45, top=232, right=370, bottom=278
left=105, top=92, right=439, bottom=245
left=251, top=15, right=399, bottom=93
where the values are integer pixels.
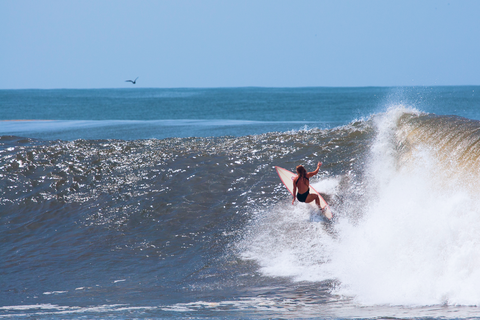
left=1, top=86, right=480, bottom=319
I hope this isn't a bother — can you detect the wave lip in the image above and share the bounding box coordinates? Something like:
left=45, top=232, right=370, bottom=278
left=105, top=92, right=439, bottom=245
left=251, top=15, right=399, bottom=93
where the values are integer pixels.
left=239, top=107, right=480, bottom=307
left=332, top=109, right=480, bottom=306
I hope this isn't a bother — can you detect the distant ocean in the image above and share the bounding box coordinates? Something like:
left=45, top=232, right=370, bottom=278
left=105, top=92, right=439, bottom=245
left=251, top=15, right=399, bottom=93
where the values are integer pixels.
left=1, top=86, right=480, bottom=319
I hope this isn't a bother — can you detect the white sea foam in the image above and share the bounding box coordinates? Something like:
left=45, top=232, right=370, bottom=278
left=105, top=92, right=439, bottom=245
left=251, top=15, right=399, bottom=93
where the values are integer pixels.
left=241, top=106, right=480, bottom=306
left=239, top=178, right=339, bottom=281
left=329, top=107, right=480, bottom=306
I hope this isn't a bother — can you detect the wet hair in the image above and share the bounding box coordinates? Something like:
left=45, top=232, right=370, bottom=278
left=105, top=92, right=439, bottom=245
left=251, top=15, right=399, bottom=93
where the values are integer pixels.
left=296, top=165, right=307, bottom=183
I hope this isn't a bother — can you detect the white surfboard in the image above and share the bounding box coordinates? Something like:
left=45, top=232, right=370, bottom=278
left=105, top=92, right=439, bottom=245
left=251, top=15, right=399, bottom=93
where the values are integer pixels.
left=275, top=166, right=333, bottom=220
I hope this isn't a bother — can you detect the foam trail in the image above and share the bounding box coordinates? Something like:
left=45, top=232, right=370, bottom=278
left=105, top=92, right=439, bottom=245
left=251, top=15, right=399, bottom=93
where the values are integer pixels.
left=330, top=108, right=480, bottom=306
left=238, top=176, right=341, bottom=281
left=241, top=107, right=480, bottom=306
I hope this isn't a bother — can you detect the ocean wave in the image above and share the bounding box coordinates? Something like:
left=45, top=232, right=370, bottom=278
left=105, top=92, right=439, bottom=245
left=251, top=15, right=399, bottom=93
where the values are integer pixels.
left=239, top=107, right=480, bottom=307
left=4, top=108, right=480, bottom=316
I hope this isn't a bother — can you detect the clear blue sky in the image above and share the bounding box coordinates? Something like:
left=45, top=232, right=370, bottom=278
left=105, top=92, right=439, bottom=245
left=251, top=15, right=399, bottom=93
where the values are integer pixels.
left=1, top=0, right=479, bottom=89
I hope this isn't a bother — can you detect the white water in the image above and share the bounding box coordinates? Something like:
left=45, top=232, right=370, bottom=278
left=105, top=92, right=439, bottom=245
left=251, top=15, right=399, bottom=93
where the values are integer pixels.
left=241, top=107, right=480, bottom=307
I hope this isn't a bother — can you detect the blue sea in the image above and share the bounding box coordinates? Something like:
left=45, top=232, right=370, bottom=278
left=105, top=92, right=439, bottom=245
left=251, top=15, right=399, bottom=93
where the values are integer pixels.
left=1, top=86, right=480, bottom=319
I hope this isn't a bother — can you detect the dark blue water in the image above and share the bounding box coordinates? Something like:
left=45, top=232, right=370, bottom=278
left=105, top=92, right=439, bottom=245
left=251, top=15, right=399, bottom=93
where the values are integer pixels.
left=1, top=86, right=478, bottom=140
left=2, top=86, right=480, bottom=319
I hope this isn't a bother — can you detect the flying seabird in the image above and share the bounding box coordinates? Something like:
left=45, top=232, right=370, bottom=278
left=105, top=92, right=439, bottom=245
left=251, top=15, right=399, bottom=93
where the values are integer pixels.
left=125, top=77, right=138, bottom=84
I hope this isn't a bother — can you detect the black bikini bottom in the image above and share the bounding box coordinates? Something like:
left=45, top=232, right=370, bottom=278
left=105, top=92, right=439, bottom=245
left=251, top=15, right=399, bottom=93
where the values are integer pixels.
left=297, top=189, right=309, bottom=202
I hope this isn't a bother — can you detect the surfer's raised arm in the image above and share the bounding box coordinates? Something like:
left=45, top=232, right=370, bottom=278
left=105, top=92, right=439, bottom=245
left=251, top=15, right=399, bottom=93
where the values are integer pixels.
left=307, top=161, right=322, bottom=178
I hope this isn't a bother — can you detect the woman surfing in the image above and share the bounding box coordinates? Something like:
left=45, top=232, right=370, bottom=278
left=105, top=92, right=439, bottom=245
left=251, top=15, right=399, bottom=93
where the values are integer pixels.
left=292, top=162, right=322, bottom=208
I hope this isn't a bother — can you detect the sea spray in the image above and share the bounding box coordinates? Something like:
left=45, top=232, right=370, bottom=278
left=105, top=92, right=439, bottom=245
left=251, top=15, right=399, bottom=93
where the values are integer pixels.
left=240, top=107, right=480, bottom=306
left=328, top=109, right=480, bottom=305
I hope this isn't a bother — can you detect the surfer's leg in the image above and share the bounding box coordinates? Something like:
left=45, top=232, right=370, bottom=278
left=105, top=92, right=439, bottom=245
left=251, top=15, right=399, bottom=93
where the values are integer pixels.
left=305, top=194, right=321, bottom=208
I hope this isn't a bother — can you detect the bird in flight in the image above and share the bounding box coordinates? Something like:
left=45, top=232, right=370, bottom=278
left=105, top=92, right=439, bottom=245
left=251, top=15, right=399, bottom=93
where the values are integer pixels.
left=125, top=77, right=138, bottom=84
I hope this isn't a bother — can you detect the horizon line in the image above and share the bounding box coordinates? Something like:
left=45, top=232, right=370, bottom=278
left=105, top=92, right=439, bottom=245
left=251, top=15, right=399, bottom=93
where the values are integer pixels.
left=1, top=84, right=479, bottom=90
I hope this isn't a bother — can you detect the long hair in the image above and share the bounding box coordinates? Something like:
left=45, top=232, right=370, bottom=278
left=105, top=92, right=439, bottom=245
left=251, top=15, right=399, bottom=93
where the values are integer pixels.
left=296, top=165, right=307, bottom=183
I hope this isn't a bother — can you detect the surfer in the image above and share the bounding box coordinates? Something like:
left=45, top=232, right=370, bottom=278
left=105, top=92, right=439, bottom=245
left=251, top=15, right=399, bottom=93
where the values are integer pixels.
left=292, top=162, right=322, bottom=208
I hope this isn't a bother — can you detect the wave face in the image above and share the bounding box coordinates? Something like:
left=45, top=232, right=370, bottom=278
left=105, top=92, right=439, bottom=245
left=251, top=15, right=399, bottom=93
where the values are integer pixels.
left=3, top=107, right=480, bottom=318
left=239, top=107, right=480, bottom=309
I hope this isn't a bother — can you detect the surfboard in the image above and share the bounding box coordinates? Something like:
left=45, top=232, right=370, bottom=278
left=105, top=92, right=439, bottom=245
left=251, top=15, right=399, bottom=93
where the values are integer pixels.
left=275, top=166, right=333, bottom=220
